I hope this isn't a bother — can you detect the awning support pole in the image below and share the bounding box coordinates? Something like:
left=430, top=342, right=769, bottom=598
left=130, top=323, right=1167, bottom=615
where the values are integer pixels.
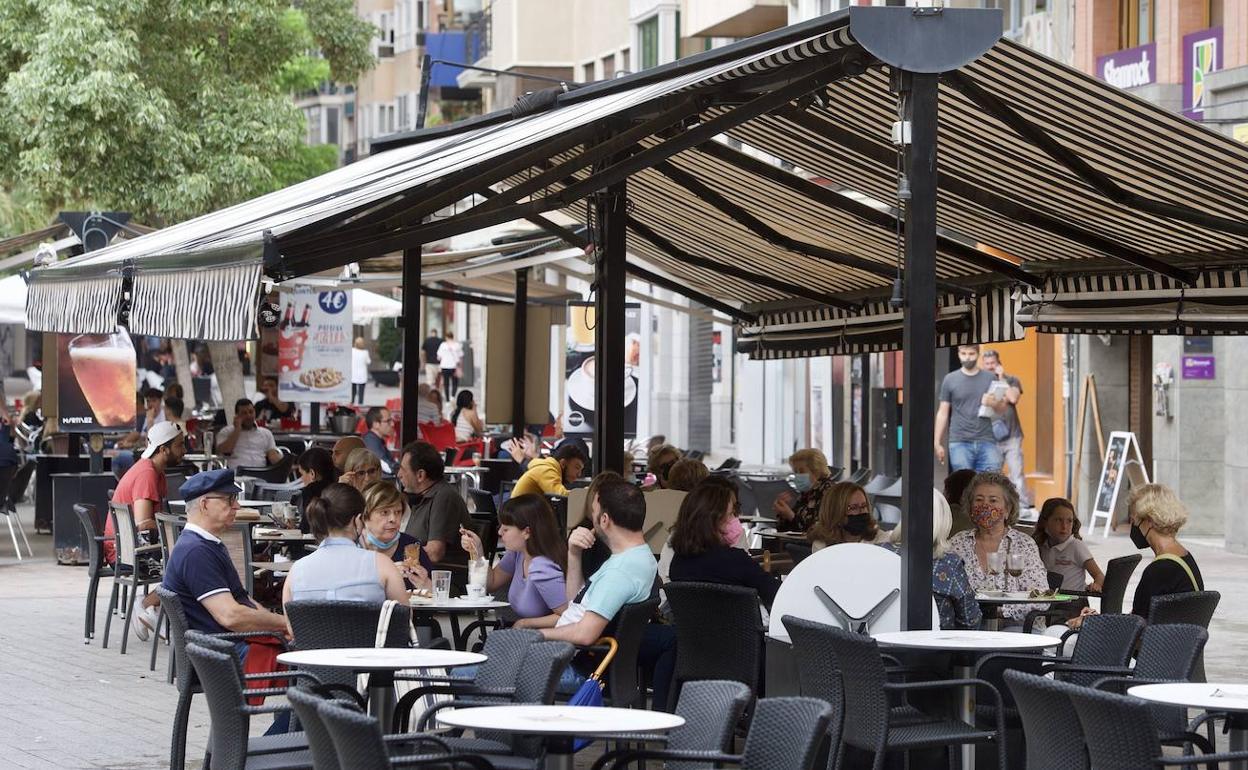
left=512, top=267, right=528, bottom=436
left=900, top=70, right=937, bottom=632
left=401, top=246, right=422, bottom=448
left=594, top=183, right=628, bottom=475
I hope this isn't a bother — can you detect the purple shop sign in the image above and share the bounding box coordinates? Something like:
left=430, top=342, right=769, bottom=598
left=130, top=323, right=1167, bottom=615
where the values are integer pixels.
left=1097, top=43, right=1156, bottom=90
left=1182, top=355, right=1216, bottom=380
left=1183, top=27, right=1223, bottom=120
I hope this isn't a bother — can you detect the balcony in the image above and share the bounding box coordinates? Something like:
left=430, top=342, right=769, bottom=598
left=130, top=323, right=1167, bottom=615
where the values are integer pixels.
left=682, top=0, right=787, bottom=38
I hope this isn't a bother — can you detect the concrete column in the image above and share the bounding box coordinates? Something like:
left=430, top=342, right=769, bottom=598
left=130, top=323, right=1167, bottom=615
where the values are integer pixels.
left=1221, top=339, right=1248, bottom=552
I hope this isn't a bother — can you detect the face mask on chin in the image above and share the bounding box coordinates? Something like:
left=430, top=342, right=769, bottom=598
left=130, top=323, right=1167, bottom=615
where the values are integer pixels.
left=960, top=359, right=978, bottom=371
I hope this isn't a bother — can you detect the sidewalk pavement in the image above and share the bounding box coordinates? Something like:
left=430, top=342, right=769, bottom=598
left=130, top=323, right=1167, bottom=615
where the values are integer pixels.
left=0, top=504, right=1242, bottom=768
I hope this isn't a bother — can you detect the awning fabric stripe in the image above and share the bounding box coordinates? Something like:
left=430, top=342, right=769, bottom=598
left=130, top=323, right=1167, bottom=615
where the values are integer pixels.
left=26, top=273, right=124, bottom=336
left=737, top=287, right=1021, bottom=358
left=1018, top=268, right=1248, bottom=335
left=129, top=262, right=262, bottom=341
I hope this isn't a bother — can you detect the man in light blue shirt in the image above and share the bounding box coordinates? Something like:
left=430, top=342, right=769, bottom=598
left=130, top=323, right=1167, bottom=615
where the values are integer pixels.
left=542, top=479, right=656, bottom=646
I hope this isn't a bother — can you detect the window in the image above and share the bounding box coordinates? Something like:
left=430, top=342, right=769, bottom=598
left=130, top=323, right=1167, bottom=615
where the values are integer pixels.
left=601, top=54, right=615, bottom=79
left=638, top=16, right=659, bottom=70
left=377, top=12, right=395, bottom=57
left=397, top=94, right=410, bottom=131
left=1118, top=0, right=1154, bottom=48
left=326, top=107, right=340, bottom=146
left=621, top=48, right=631, bottom=72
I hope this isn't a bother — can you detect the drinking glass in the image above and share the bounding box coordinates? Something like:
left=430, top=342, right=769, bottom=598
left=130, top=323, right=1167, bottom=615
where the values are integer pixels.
left=67, top=331, right=136, bottom=428
left=1007, top=552, right=1026, bottom=592
left=431, top=570, right=452, bottom=603
left=986, top=551, right=1004, bottom=592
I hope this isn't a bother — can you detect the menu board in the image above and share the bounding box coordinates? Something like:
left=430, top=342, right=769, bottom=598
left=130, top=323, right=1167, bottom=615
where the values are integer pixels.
left=277, top=288, right=352, bottom=403
left=57, top=329, right=137, bottom=432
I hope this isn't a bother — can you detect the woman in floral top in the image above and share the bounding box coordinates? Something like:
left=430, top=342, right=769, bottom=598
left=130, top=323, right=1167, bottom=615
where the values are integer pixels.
left=885, top=489, right=981, bottom=629
left=948, top=471, right=1048, bottom=627
left=774, top=448, right=836, bottom=533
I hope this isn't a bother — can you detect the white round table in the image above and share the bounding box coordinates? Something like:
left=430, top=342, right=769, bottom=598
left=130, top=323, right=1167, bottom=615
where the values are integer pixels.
left=409, top=597, right=510, bottom=651
left=1130, top=683, right=1248, bottom=770
left=439, top=704, right=685, bottom=770
left=874, top=630, right=1060, bottom=768
left=277, top=647, right=485, bottom=727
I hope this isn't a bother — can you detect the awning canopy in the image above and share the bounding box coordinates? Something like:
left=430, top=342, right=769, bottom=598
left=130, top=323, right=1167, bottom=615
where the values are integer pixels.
left=25, top=8, right=1248, bottom=344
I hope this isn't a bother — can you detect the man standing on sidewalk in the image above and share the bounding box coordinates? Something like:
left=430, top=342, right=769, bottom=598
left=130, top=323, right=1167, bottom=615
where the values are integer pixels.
left=934, top=344, right=1005, bottom=473
left=422, top=329, right=442, bottom=389
left=981, top=349, right=1030, bottom=506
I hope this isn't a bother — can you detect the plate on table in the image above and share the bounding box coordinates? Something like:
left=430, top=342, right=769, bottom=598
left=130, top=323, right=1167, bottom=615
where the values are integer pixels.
left=1005, top=591, right=1030, bottom=599
left=452, top=596, right=496, bottom=606
left=979, top=589, right=1005, bottom=598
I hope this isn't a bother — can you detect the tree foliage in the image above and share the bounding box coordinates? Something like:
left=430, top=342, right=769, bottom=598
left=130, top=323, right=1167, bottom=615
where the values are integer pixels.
left=0, top=0, right=373, bottom=230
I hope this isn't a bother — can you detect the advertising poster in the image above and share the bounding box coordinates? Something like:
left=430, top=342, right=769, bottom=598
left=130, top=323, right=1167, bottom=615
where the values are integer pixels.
left=563, top=301, right=640, bottom=436
left=1182, top=27, right=1222, bottom=120
left=57, top=329, right=138, bottom=432
left=278, top=288, right=352, bottom=403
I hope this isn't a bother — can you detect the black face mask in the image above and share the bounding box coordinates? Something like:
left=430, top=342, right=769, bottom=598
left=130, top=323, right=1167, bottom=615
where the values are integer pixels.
left=842, top=515, right=871, bottom=537
left=960, top=359, right=978, bottom=371
left=1130, top=522, right=1150, bottom=550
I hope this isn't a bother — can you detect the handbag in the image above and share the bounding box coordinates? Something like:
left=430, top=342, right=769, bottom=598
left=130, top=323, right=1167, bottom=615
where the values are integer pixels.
left=992, top=418, right=1011, bottom=442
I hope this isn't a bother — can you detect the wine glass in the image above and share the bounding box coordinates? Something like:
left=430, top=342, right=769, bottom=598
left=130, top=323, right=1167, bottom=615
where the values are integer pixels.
left=986, top=551, right=1004, bottom=592
left=1007, top=552, right=1026, bottom=593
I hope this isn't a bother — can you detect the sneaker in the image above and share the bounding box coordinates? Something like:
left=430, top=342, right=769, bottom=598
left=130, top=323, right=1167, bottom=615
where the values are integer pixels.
left=133, top=606, right=159, bottom=642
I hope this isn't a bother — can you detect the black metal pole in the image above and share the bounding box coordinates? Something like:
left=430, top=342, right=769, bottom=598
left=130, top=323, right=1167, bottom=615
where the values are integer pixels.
left=400, top=246, right=423, bottom=447
left=512, top=267, right=528, bottom=436
left=900, top=71, right=938, bottom=631
left=415, top=53, right=433, bottom=130
left=593, top=184, right=627, bottom=475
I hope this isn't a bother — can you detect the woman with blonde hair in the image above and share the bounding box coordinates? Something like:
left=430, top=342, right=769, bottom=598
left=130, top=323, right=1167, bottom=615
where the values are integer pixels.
left=888, top=490, right=981, bottom=629
left=808, top=481, right=879, bottom=550
left=646, top=444, right=682, bottom=489
left=341, top=447, right=382, bottom=491
left=775, top=448, right=835, bottom=533
left=359, top=481, right=431, bottom=589
left=1127, top=484, right=1203, bottom=619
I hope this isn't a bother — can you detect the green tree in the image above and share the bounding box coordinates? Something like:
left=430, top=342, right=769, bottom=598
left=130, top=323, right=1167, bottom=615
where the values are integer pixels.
left=0, top=0, right=373, bottom=229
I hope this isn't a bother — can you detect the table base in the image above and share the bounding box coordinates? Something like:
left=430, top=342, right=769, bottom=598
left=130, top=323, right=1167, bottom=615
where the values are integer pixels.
left=1230, top=713, right=1248, bottom=770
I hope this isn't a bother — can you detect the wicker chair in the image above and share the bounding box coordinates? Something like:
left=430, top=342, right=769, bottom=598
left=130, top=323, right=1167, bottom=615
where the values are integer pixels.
left=781, top=616, right=851, bottom=770
left=150, top=512, right=187, bottom=676
left=236, top=452, right=295, bottom=484
left=824, top=623, right=1007, bottom=770
left=665, top=582, right=764, bottom=710
left=102, top=501, right=163, bottom=653
left=73, top=504, right=112, bottom=644
left=589, top=680, right=753, bottom=770
left=285, top=599, right=412, bottom=692
left=600, top=596, right=661, bottom=709
left=1083, top=553, right=1142, bottom=614
left=1068, top=683, right=1248, bottom=770
left=392, top=628, right=542, bottom=732
left=1149, top=591, right=1220, bottom=681
left=318, top=697, right=495, bottom=769
left=596, top=696, right=833, bottom=770
left=1003, top=670, right=1090, bottom=770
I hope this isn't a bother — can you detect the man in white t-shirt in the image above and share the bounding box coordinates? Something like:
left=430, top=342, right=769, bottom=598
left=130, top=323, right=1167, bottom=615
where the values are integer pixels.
left=216, top=399, right=281, bottom=470
left=436, top=332, right=462, bottom=402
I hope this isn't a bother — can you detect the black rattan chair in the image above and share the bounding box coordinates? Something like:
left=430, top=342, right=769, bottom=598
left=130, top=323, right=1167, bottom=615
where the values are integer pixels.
left=74, top=503, right=112, bottom=644
left=1068, top=683, right=1248, bottom=770
left=285, top=599, right=412, bottom=692
left=665, top=582, right=764, bottom=711
left=1148, top=591, right=1220, bottom=681
left=600, top=596, right=660, bottom=709
left=596, top=696, right=833, bottom=770
left=288, top=686, right=458, bottom=770
left=782, top=616, right=850, bottom=770
left=236, top=452, right=295, bottom=484
left=1003, top=670, right=1090, bottom=770
left=1088, top=553, right=1142, bottom=614
left=785, top=541, right=813, bottom=565
left=318, top=698, right=495, bottom=769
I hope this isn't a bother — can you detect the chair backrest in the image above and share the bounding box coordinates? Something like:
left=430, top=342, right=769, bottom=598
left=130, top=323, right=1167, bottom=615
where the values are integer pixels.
left=1003, top=670, right=1090, bottom=770
left=419, top=421, right=457, bottom=451
left=185, top=642, right=251, bottom=770
left=666, top=680, right=752, bottom=768
left=565, top=486, right=589, bottom=532
left=733, top=477, right=758, bottom=519
left=156, top=586, right=197, bottom=692
left=1067, top=682, right=1165, bottom=770
left=251, top=480, right=302, bottom=502
left=507, top=641, right=575, bottom=757
left=642, top=489, right=687, bottom=554
left=749, top=480, right=796, bottom=522
left=1046, top=571, right=1065, bottom=591
left=817, top=624, right=890, bottom=750
left=237, top=453, right=294, bottom=485
left=603, top=597, right=660, bottom=708
left=1064, top=613, right=1145, bottom=686
left=73, top=504, right=105, bottom=574
left=285, top=600, right=412, bottom=689
left=1132, top=623, right=1209, bottom=681
left=217, top=522, right=254, bottom=595
left=155, top=512, right=185, bottom=564
left=665, top=582, right=763, bottom=709
left=319, top=698, right=393, bottom=770
left=739, top=697, right=834, bottom=770
left=472, top=628, right=543, bottom=690
left=286, top=687, right=343, bottom=770
left=108, top=501, right=142, bottom=566
left=1098, top=554, right=1142, bottom=614
left=1148, top=590, right=1220, bottom=627
left=467, top=488, right=496, bottom=515
left=781, top=616, right=847, bottom=759
left=785, top=541, right=813, bottom=565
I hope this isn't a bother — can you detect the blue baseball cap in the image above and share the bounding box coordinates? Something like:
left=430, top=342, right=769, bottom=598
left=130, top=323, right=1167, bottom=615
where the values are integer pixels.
left=179, top=469, right=238, bottom=503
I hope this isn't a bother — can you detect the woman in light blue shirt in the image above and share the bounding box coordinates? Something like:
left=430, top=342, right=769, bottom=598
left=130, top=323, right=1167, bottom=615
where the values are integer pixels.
left=282, top=484, right=410, bottom=619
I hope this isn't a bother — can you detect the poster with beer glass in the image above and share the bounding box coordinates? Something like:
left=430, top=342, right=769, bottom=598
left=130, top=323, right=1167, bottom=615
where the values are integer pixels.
left=563, top=301, right=640, bottom=436
left=57, top=329, right=138, bottom=432
left=277, top=287, right=352, bottom=403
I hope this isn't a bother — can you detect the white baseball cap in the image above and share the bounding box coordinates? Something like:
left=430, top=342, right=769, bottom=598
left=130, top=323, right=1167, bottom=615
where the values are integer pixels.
left=141, top=421, right=184, bottom=459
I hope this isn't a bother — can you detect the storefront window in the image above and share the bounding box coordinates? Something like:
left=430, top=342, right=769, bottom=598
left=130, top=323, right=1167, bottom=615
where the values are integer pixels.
left=638, top=17, right=659, bottom=70
left=1119, top=0, right=1154, bottom=49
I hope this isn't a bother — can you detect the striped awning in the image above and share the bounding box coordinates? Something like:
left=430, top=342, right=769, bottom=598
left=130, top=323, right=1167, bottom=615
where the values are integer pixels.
left=25, top=8, right=1248, bottom=344
left=1017, top=269, right=1248, bottom=336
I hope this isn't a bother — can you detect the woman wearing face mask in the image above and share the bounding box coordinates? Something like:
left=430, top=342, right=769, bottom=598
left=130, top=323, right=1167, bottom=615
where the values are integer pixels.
left=774, top=448, right=835, bottom=533
left=1126, top=484, right=1202, bottom=620
left=808, top=481, right=881, bottom=550
left=459, top=494, right=569, bottom=626
left=360, top=481, right=432, bottom=590
left=282, top=484, right=411, bottom=616
left=668, top=476, right=780, bottom=608
left=948, top=472, right=1048, bottom=628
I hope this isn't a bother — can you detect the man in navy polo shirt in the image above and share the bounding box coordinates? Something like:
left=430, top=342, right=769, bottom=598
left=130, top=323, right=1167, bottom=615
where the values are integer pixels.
left=163, top=469, right=288, bottom=638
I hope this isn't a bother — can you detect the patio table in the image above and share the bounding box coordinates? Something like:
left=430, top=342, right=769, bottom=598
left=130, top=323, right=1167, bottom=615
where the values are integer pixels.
left=1129, top=683, right=1248, bottom=770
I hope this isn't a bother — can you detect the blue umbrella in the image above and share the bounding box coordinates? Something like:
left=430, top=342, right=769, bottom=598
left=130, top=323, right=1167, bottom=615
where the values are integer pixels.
left=569, top=638, right=617, bottom=751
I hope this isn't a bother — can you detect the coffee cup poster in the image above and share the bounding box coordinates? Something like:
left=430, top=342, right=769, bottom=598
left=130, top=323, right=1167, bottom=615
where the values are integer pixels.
left=57, top=329, right=138, bottom=432
left=563, top=301, right=640, bottom=436
left=278, top=288, right=353, bottom=403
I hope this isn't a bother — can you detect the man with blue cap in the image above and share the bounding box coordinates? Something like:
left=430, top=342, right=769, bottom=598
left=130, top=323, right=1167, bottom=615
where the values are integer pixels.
left=162, top=469, right=287, bottom=640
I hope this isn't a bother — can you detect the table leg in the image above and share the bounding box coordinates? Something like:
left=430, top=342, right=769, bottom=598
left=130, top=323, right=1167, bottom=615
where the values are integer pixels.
left=543, top=737, right=574, bottom=770
left=954, top=663, right=975, bottom=770
left=1229, top=714, right=1247, bottom=770
left=367, top=671, right=396, bottom=731
left=450, top=613, right=465, bottom=650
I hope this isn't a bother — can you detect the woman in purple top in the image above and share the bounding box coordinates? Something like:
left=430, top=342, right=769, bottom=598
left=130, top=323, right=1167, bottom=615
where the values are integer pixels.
left=460, top=494, right=568, bottom=621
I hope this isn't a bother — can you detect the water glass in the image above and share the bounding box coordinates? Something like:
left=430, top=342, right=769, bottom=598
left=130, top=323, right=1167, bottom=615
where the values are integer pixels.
left=431, top=570, right=452, bottom=603
left=1007, top=552, right=1026, bottom=591
left=986, top=551, right=1004, bottom=591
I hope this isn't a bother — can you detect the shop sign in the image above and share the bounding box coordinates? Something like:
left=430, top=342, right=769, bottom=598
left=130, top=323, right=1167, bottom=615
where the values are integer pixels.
left=277, top=288, right=353, bottom=402
left=1183, top=27, right=1223, bottom=120
left=1181, top=355, right=1215, bottom=380
left=1097, top=43, right=1155, bottom=90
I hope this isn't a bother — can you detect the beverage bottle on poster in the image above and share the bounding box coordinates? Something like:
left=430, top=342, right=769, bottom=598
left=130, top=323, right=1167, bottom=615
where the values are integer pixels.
left=297, top=304, right=311, bottom=328
left=280, top=301, right=294, bottom=330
